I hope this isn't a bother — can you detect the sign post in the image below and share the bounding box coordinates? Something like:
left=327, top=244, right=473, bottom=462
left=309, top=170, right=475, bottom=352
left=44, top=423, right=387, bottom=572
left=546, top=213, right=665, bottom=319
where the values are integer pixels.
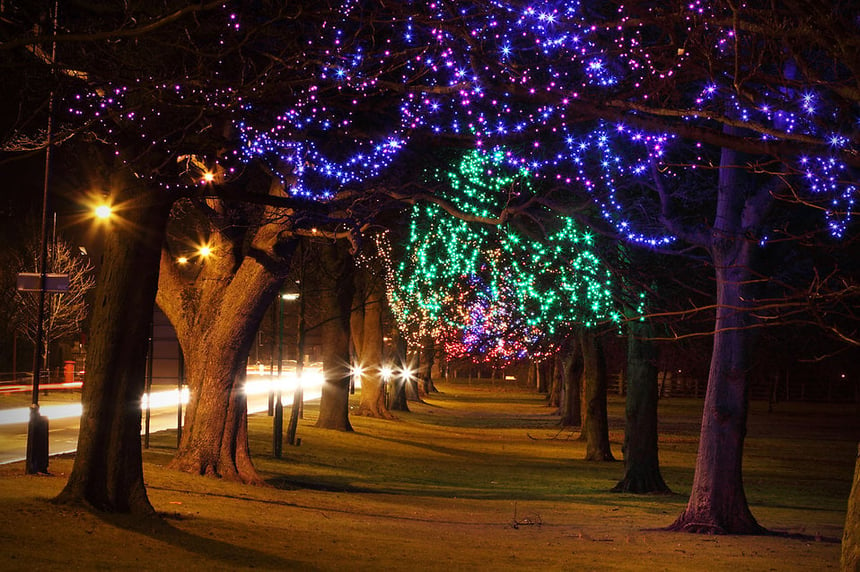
left=17, top=272, right=67, bottom=474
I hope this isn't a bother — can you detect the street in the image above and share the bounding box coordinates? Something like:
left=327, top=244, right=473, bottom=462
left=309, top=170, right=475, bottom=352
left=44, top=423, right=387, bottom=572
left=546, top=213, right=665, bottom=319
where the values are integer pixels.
left=0, top=369, right=324, bottom=465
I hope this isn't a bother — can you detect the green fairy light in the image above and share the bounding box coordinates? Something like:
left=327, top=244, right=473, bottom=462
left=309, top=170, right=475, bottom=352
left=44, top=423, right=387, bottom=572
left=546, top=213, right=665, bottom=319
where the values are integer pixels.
left=389, top=147, right=630, bottom=362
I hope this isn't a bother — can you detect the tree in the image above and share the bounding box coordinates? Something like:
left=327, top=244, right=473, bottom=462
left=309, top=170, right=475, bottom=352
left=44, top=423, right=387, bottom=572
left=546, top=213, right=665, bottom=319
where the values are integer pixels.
left=352, top=238, right=394, bottom=419
left=579, top=329, right=615, bottom=462
left=612, top=317, right=670, bottom=493
left=844, top=444, right=860, bottom=571
left=388, top=147, right=626, bottom=461
left=316, top=239, right=356, bottom=431
left=6, top=233, right=95, bottom=372
left=156, top=182, right=298, bottom=482
left=557, top=336, right=582, bottom=427
left=55, top=163, right=172, bottom=513
left=3, top=1, right=270, bottom=511
left=389, top=148, right=624, bottom=367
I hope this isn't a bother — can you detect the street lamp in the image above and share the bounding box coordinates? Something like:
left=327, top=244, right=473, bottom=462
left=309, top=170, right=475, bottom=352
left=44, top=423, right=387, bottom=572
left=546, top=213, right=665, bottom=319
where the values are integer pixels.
left=94, top=204, right=112, bottom=220
left=272, top=293, right=285, bottom=457
left=272, top=291, right=301, bottom=457
left=285, top=288, right=304, bottom=447
left=24, top=4, right=61, bottom=471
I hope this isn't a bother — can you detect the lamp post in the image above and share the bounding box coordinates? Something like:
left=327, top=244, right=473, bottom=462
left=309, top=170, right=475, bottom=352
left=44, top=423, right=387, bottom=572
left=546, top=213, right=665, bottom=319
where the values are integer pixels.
left=273, top=291, right=301, bottom=455
left=25, top=196, right=51, bottom=475
left=272, top=293, right=285, bottom=458
left=24, top=1, right=59, bottom=474
left=284, top=288, right=303, bottom=447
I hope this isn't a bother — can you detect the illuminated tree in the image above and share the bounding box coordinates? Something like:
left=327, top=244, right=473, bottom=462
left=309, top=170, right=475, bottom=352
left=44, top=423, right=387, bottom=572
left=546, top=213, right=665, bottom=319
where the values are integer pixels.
left=315, top=238, right=356, bottom=431
left=353, top=236, right=394, bottom=419
left=391, top=148, right=621, bottom=364
left=8, top=2, right=237, bottom=514
left=5, top=2, right=855, bottom=536
left=156, top=185, right=298, bottom=482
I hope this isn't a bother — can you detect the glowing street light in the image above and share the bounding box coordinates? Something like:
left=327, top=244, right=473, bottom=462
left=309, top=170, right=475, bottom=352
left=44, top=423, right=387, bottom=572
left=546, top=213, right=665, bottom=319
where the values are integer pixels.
left=94, top=204, right=113, bottom=220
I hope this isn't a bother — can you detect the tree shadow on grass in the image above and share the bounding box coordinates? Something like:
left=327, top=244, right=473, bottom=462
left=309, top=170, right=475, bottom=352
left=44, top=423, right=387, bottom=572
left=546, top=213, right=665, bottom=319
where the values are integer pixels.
left=91, top=509, right=308, bottom=570
left=650, top=521, right=842, bottom=543
left=265, top=474, right=381, bottom=494
left=766, top=529, right=842, bottom=543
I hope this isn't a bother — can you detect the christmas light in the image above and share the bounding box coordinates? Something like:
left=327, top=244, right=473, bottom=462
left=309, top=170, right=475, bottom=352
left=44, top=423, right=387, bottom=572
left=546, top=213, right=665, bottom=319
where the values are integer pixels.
left=64, top=2, right=854, bottom=238
left=389, top=148, right=623, bottom=363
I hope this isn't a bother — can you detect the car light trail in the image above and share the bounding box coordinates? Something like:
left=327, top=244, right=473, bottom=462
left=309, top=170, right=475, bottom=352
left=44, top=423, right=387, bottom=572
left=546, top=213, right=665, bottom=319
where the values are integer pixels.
left=0, top=367, right=325, bottom=426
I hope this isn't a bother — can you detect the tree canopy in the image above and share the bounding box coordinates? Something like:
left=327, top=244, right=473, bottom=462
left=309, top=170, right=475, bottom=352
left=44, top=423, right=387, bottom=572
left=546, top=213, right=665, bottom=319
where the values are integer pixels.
left=390, top=147, right=626, bottom=364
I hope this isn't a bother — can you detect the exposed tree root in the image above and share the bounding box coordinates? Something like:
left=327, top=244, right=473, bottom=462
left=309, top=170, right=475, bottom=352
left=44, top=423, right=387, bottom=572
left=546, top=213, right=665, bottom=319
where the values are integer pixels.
left=611, top=475, right=671, bottom=494
left=351, top=406, right=397, bottom=420
left=666, top=514, right=767, bottom=535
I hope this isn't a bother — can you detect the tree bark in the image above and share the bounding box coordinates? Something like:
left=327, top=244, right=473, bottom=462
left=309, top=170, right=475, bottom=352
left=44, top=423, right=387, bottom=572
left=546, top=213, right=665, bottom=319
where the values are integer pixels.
left=668, top=142, right=765, bottom=534
left=420, top=335, right=437, bottom=394
left=388, top=333, right=410, bottom=412
left=352, top=269, right=392, bottom=419
left=612, top=318, right=670, bottom=493
left=559, top=336, right=583, bottom=427
left=55, top=181, right=172, bottom=514
left=580, top=330, right=614, bottom=461
left=166, top=336, right=267, bottom=484
left=157, top=198, right=296, bottom=482
left=316, top=240, right=355, bottom=431
left=546, top=359, right=561, bottom=408
left=841, top=443, right=859, bottom=571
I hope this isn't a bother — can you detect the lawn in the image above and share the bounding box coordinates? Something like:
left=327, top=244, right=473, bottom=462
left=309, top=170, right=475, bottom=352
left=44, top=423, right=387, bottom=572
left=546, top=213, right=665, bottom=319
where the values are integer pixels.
left=0, top=380, right=856, bottom=571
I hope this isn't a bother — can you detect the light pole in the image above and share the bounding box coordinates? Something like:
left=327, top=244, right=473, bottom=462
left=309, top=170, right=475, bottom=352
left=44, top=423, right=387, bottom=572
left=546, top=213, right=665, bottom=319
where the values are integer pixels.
left=273, top=291, right=301, bottom=455
left=272, top=293, right=285, bottom=458
left=24, top=2, right=59, bottom=474
left=285, top=288, right=303, bottom=447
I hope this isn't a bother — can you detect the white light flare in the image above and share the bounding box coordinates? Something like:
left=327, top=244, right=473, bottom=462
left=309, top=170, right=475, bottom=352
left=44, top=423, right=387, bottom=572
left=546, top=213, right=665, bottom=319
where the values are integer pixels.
left=141, top=387, right=190, bottom=411
left=244, top=365, right=326, bottom=406
left=0, top=403, right=83, bottom=425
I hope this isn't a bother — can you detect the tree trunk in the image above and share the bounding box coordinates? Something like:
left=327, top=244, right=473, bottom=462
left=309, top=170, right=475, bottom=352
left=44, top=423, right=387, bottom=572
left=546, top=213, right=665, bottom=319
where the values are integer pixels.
left=580, top=330, right=614, bottom=461
left=421, top=335, right=437, bottom=394
left=353, top=272, right=392, bottom=419
left=157, top=200, right=296, bottom=482
left=388, top=334, right=409, bottom=412
left=55, top=183, right=172, bottom=514
left=668, top=143, right=765, bottom=534
left=316, top=240, right=355, bottom=431
left=166, top=340, right=265, bottom=484
left=546, top=359, right=561, bottom=408
left=668, top=257, right=763, bottom=533
left=612, top=318, right=669, bottom=493
left=559, top=336, right=583, bottom=427
left=842, top=443, right=860, bottom=571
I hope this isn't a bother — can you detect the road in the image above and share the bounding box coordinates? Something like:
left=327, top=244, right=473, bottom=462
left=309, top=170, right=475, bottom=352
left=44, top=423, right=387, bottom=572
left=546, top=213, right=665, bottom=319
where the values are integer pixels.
left=0, top=370, right=323, bottom=465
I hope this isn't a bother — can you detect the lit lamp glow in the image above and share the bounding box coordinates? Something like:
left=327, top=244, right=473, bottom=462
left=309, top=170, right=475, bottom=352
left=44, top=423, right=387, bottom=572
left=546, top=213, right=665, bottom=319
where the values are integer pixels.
left=94, top=204, right=113, bottom=220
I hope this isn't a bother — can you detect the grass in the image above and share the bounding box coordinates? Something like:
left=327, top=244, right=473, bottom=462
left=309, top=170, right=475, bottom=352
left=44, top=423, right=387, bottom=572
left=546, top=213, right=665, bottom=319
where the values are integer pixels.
left=0, top=380, right=856, bottom=571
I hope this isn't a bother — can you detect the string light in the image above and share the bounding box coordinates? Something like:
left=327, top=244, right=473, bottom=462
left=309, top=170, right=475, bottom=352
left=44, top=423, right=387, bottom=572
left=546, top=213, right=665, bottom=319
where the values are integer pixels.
left=65, top=3, right=854, bottom=237
left=388, top=148, right=623, bottom=364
